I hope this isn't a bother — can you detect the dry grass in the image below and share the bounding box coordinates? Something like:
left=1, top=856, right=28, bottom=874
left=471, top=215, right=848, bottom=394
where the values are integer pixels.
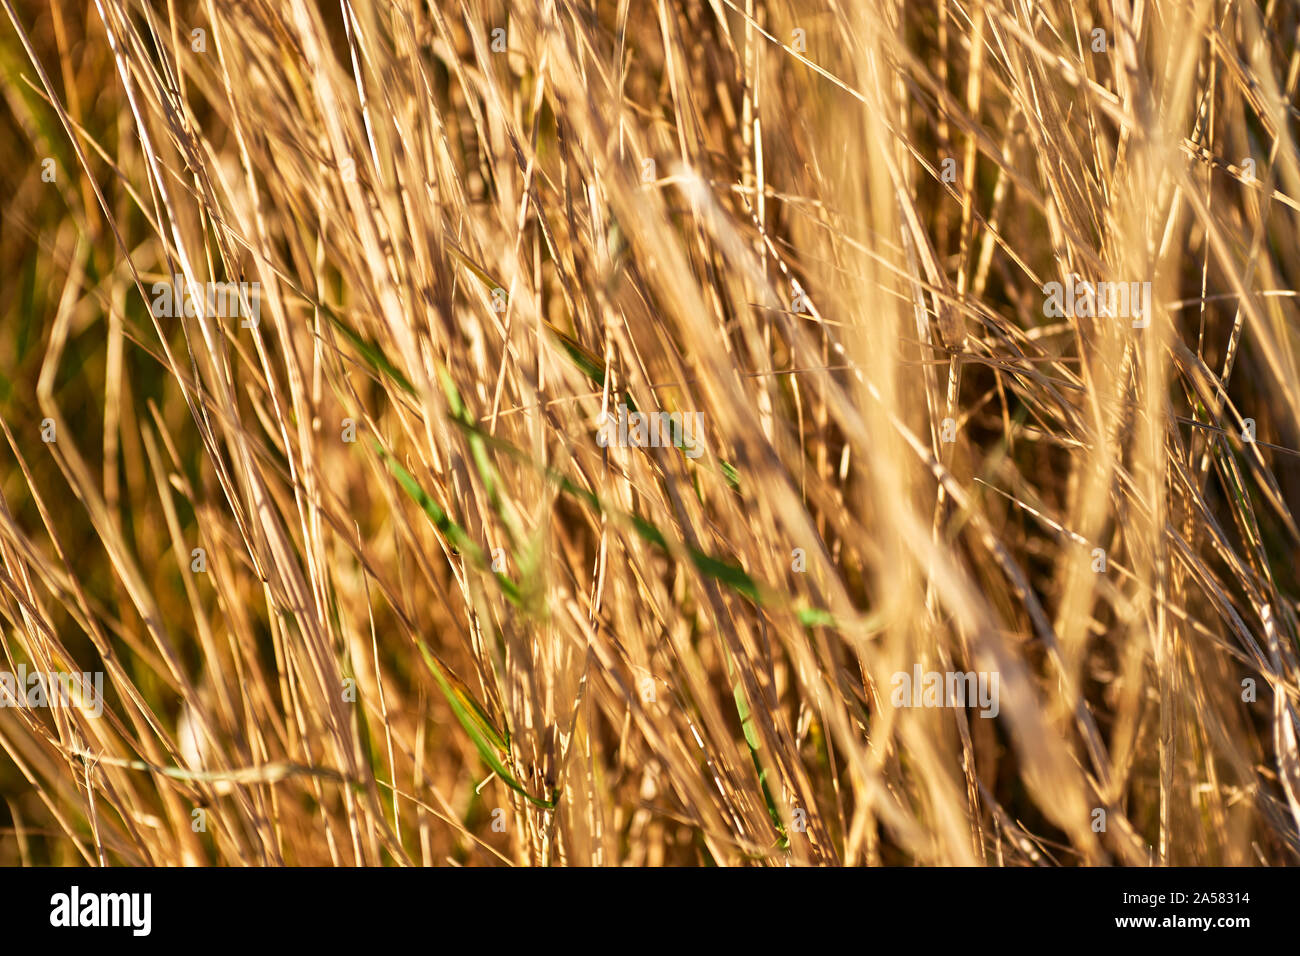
left=1, top=0, right=1299, bottom=866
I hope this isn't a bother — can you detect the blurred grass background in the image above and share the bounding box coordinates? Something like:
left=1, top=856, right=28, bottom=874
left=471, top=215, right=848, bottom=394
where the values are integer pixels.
left=0, top=0, right=1299, bottom=865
